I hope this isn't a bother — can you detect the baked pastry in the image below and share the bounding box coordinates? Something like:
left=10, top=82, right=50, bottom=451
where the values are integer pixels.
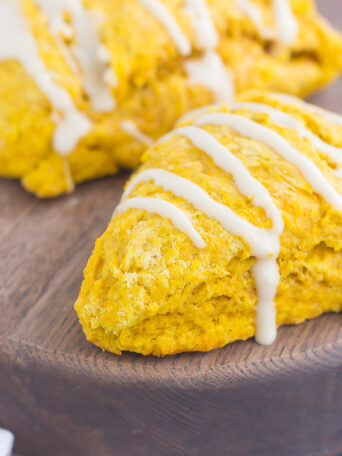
left=75, top=90, right=342, bottom=356
left=1, top=0, right=342, bottom=197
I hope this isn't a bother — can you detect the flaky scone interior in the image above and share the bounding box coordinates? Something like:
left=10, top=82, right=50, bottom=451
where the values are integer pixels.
left=1, top=0, right=342, bottom=196
left=75, top=90, right=342, bottom=356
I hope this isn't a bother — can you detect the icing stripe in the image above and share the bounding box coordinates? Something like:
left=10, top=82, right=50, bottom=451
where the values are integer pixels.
left=121, top=121, right=154, bottom=147
left=138, top=0, right=191, bottom=56
left=252, top=256, right=279, bottom=345
left=184, top=0, right=234, bottom=103
left=123, top=168, right=280, bottom=255
left=185, top=52, right=234, bottom=104
left=195, top=113, right=342, bottom=211
left=0, top=429, right=14, bottom=456
left=236, top=0, right=298, bottom=44
left=33, top=0, right=116, bottom=112
left=273, top=0, right=298, bottom=45
left=140, top=0, right=234, bottom=102
left=128, top=125, right=285, bottom=345
left=161, top=126, right=283, bottom=345
left=271, top=93, right=342, bottom=126
left=115, top=196, right=205, bottom=248
left=0, top=0, right=91, bottom=155
left=236, top=0, right=273, bottom=40
left=231, top=102, right=342, bottom=169
left=115, top=100, right=341, bottom=347
left=160, top=126, right=283, bottom=234
left=185, top=0, right=218, bottom=49
left=123, top=168, right=280, bottom=345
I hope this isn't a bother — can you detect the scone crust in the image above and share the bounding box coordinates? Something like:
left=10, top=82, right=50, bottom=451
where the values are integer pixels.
left=75, top=90, right=342, bottom=356
left=1, top=0, right=342, bottom=196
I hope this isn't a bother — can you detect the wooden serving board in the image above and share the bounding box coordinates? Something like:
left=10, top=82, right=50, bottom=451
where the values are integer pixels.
left=1, top=2, right=342, bottom=455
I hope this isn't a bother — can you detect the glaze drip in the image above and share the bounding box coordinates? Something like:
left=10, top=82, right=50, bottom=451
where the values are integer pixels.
left=125, top=126, right=284, bottom=344
left=159, top=126, right=283, bottom=233
left=138, top=0, right=191, bottom=56
left=0, top=0, right=91, bottom=155
left=140, top=0, right=234, bottom=102
left=0, top=0, right=301, bottom=159
left=119, top=100, right=342, bottom=345
left=195, top=113, right=342, bottom=211
left=115, top=196, right=206, bottom=249
left=273, top=0, right=298, bottom=45
left=185, top=0, right=218, bottom=49
left=236, top=0, right=298, bottom=44
left=185, top=0, right=234, bottom=102
left=185, top=52, right=234, bottom=104
left=33, top=0, right=116, bottom=112
left=231, top=101, right=342, bottom=173
left=159, top=126, right=283, bottom=345
left=123, top=160, right=282, bottom=346
left=236, top=0, right=273, bottom=40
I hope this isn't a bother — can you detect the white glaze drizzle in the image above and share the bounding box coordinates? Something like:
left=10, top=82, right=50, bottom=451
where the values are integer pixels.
left=123, top=171, right=282, bottom=341
left=139, top=0, right=234, bottom=102
left=121, top=121, right=154, bottom=148
left=185, top=0, right=218, bottom=50
left=122, top=167, right=281, bottom=345
left=0, top=0, right=91, bottom=155
left=138, top=0, right=191, bottom=56
left=271, top=93, right=342, bottom=126
left=235, top=0, right=273, bottom=40
left=184, top=0, right=234, bottom=103
left=185, top=52, right=234, bottom=104
left=159, top=127, right=283, bottom=344
left=236, top=0, right=298, bottom=44
left=159, top=126, right=283, bottom=233
left=231, top=102, right=342, bottom=171
left=195, top=113, right=342, bottom=212
left=117, top=104, right=342, bottom=345
left=33, top=0, right=116, bottom=112
left=123, top=167, right=282, bottom=235
left=0, top=428, right=14, bottom=456
left=115, top=196, right=206, bottom=248
left=273, top=0, right=298, bottom=45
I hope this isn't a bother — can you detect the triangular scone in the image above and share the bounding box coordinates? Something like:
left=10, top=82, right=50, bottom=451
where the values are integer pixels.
left=75, top=91, right=342, bottom=356
left=1, top=0, right=342, bottom=197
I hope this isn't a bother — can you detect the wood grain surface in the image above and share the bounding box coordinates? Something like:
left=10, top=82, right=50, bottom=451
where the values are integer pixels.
left=1, top=1, right=342, bottom=455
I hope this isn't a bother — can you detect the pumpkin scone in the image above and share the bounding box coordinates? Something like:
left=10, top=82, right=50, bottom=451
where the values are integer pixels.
left=74, top=90, right=342, bottom=356
left=1, top=0, right=342, bottom=197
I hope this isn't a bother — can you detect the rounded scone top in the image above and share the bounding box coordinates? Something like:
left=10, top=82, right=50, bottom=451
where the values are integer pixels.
left=3, top=0, right=342, bottom=196
left=75, top=90, right=342, bottom=355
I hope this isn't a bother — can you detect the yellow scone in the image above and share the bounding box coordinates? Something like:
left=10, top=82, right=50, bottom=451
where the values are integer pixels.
left=1, top=0, right=342, bottom=197
left=75, top=91, right=342, bottom=356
